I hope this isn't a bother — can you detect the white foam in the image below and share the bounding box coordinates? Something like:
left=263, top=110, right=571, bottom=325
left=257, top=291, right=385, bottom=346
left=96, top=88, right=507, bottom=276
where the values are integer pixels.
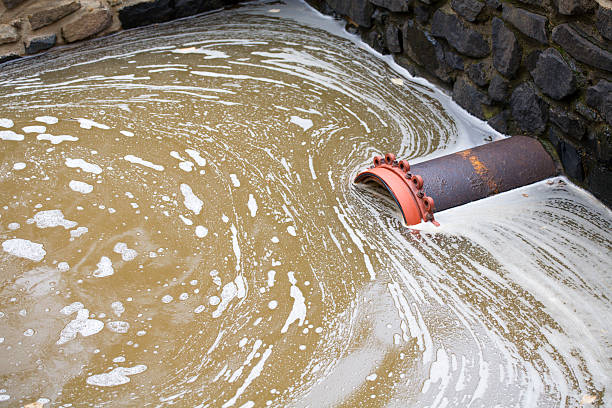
left=230, top=224, right=241, bottom=271
left=69, top=180, right=94, bottom=194
left=2, top=238, right=46, bottom=261
left=13, top=162, right=26, bottom=170
left=7, top=222, right=20, bottom=230
left=29, top=209, right=77, bottom=229
left=37, top=133, right=78, bottom=144
left=271, top=236, right=279, bottom=243
left=111, top=301, right=125, bottom=317
left=113, top=356, right=126, bottom=363
left=107, top=321, right=130, bottom=334
left=22, top=125, right=46, bottom=133
left=0, top=130, right=24, bottom=141
left=179, top=215, right=193, bottom=225
left=77, top=118, right=110, bottom=130
left=124, top=155, right=164, bottom=171
left=281, top=272, right=306, bottom=333
left=287, top=226, right=297, bottom=236
left=35, top=116, right=58, bottom=124
left=61, top=302, right=84, bottom=315
left=65, top=158, right=103, bottom=174
left=179, top=161, right=194, bottom=172
left=113, top=242, right=137, bottom=261
left=57, top=308, right=104, bottom=344
left=185, top=149, right=207, bottom=166
left=86, top=365, right=147, bottom=387
left=195, top=225, right=208, bottom=238
left=180, top=183, right=203, bottom=215
left=162, top=295, right=173, bottom=303
left=267, top=270, right=276, bottom=287
left=173, top=47, right=229, bottom=59
left=212, top=282, right=238, bottom=318
left=194, top=305, right=205, bottom=314
left=230, top=174, right=241, bottom=187
left=120, top=130, right=134, bottom=137
left=93, top=256, right=114, bottom=277
left=0, top=395, right=9, bottom=402
left=290, top=116, right=313, bottom=131
left=57, top=262, right=70, bottom=272
left=268, top=300, right=278, bottom=310
left=0, top=118, right=14, bottom=128
left=247, top=194, right=258, bottom=217
left=70, top=226, right=88, bottom=238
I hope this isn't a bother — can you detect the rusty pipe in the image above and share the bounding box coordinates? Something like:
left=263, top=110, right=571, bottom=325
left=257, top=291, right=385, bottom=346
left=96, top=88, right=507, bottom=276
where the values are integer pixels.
left=355, top=136, right=557, bottom=225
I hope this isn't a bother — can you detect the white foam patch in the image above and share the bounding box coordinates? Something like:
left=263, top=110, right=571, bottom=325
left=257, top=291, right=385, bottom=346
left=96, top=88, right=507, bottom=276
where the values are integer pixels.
left=0, top=118, right=14, bottom=128
left=172, top=47, right=229, bottom=59
left=247, top=194, right=258, bottom=217
left=267, top=270, right=276, bottom=287
left=77, top=118, right=110, bottom=130
left=287, top=226, right=297, bottom=236
left=179, top=161, right=194, bottom=172
left=290, top=116, right=313, bottom=131
left=281, top=272, right=306, bottom=333
left=35, top=116, right=58, bottom=124
left=69, top=180, right=94, bottom=194
left=70, top=226, right=88, bottom=238
left=179, top=215, right=193, bottom=225
left=93, top=256, right=114, bottom=277
left=185, top=149, right=207, bottom=166
left=113, top=242, right=137, bottom=261
left=111, top=301, right=125, bottom=317
left=161, top=295, right=173, bottom=303
left=37, top=133, right=78, bottom=144
left=212, top=281, right=238, bottom=318
left=2, top=239, right=46, bottom=262
left=28, top=209, right=77, bottom=229
left=86, top=365, right=147, bottom=387
left=124, top=155, right=164, bottom=171
left=57, top=308, right=104, bottom=345
left=195, top=225, right=208, bottom=238
left=65, top=158, right=103, bottom=174
left=180, top=183, right=203, bottom=215
left=13, top=162, right=26, bottom=170
left=0, top=130, right=24, bottom=141
left=230, top=174, right=240, bottom=187
left=107, top=321, right=130, bottom=334
left=57, top=262, right=70, bottom=272
left=120, top=130, right=134, bottom=137
left=8, top=222, right=20, bottom=230
left=22, top=125, right=46, bottom=133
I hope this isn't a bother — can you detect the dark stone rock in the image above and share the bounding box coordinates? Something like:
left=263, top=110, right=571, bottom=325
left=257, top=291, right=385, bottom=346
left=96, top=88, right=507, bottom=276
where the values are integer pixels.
left=502, top=4, right=548, bottom=44
left=453, top=77, right=492, bottom=119
left=575, top=101, right=601, bottom=122
left=589, top=126, right=612, bottom=165
left=510, top=82, right=548, bottom=134
left=451, top=0, right=484, bottom=22
left=466, top=60, right=492, bottom=86
left=431, top=10, right=489, bottom=58
left=366, top=30, right=385, bottom=53
left=488, top=110, right=509, bottom=132
left=62, top=4, right=112, bottom=43
left=414, top=4, right=430, bottom=23
left=486, top=0, right=501, bottom=10
left=346, top=24, right=359, bottom=34
left=525, top=49, right=541, bottom=72
left=552, top=24, right=612, bottom=72
left=385, top=24, right=402, bottom=53
left=24, top=34, right=56, bottom=54
left=488, top=73, right=509, bottom=102
left=492, top=17, right=522, bottom=78
left=549, top=106, right=586, bottom=140
left=548, top=125, right=562, bottom=150
left=555, top=0, right=595, bottom=15
left=560, top=140, right=584, bottom=180
left=596, top=7, right=612, bottom=41
left=174, top=0, right=232, bottom=18
left=0, top=53, right=20, bottom=64
left=403, top=21, right=451, bottom=81
left=1, top=0, right=27, bottom=9
left=588, top=163, right=612, bottom=207
left=369, top=0, right=411, bottom=12
left=371, top=8, right=389, bottom=25
left=531, top=48, right=576, bottom=100
left=118, top=0, right=174, bottom=29
left=445, top=50, right=464, bottom=70
left=28, top=1, right=81, bottom=30
left=326, top=0, right=374, bottom=27
left=586, top=80, right=612, bottom=126
left=0, top=24, right=18, bottom=45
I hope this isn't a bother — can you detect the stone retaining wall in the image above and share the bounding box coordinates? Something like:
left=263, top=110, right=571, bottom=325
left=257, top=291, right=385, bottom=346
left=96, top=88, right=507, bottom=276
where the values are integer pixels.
left=307, top=0, right=611, bottom=206
left=1, top=0, right=610, bottom=206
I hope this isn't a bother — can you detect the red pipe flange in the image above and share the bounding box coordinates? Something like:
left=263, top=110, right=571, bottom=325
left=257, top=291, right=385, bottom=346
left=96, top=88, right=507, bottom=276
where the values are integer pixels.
left=355, top=153, right=439, bottom=227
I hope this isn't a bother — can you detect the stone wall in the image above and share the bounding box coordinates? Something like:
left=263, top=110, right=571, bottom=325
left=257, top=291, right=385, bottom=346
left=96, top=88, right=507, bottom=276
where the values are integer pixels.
left=307, top=0, right=611, bottom=206
left=1, top=0, right=610, bottom=206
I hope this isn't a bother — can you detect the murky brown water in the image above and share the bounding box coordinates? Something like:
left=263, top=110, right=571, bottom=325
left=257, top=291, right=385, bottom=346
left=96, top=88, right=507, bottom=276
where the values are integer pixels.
left=1, top=1, right=611, bottom=407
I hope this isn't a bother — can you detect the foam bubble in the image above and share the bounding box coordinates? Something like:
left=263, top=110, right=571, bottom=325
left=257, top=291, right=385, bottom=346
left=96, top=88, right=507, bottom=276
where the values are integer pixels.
left=0, top=130, right=24, bottom=141
left=58, top=262, right=70, bottom=272
left=195, top=225, right=208, bottom=238
left=0, top=118, right=14, bottom=128
left=247, top=194, right=258, bottom=217
left=77, top=118, right=110, bottom=130
left=69, top=180, right=94, bottom=194
left=13, top=162, right=26, bottom=170
left=93, top=256, right=114, bottom=277
left=180, top=184, right=203, bottom=215
left=113, top=242, right=137, bottom=261
left=2, top=238, right=46, bottom=262
left=35, top=116, right=58, bottom=124
left=290, top=116, right=313, bottom=131
left=22, top=125, right=46, bottom=133
left=37, top=134, right=78, bottom=144
left=124, top=155, right=164, bottom=171
left=86, top=365, right=147, bottom=387
left=107, top=321, right=130, bottom=334
left=65, top=158, right=103, bottom=174
left=29, top=209, right=77, bottom=229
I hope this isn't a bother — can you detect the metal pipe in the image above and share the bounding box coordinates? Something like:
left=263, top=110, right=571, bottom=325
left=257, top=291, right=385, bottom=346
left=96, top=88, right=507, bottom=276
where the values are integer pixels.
left=354, top=136, right=557, bottom=226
